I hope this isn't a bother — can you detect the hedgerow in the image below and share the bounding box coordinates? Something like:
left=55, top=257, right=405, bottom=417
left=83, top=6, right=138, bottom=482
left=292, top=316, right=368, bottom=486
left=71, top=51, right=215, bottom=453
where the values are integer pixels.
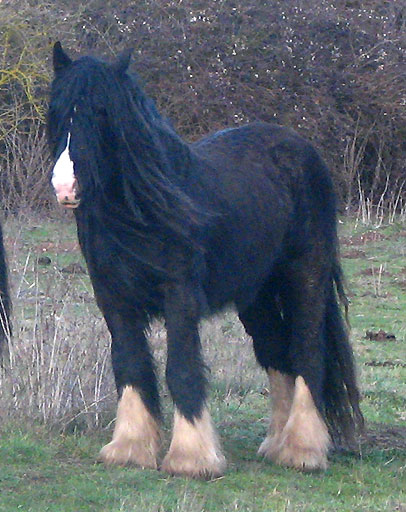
left=1, top=0, right=405, bottom=211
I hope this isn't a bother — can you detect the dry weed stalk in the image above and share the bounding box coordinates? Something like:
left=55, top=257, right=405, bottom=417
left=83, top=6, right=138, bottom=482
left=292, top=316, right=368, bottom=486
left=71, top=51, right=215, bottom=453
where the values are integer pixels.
left=0, top=222, right=116, bottom=430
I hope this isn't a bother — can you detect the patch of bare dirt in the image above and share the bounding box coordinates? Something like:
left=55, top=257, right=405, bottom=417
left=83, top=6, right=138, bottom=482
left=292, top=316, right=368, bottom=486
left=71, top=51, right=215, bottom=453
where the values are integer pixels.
left=387, top=230, right=406, bottom=240
left=61, top=263, right=87, bottom=274
left=357, top=267, right=391, bottom=277
left=362, top=424, right=406, bottom=451
left=36, top=256, right=52, bottom=266
left=342, top=249, right=367, bottom=259
left=340, top=231, right=388, bottom=247
left=359, top=291, right=392, bottom=298
left=393, top=278, right=406, bottom=290
left=365, top=330, right=396, bottom=341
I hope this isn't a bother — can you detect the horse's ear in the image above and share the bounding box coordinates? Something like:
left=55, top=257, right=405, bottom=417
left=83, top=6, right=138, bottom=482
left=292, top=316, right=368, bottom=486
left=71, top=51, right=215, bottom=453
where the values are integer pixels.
left=112, top=48, right=133, bottom=74
left=53, top=42, right=72, bottom=73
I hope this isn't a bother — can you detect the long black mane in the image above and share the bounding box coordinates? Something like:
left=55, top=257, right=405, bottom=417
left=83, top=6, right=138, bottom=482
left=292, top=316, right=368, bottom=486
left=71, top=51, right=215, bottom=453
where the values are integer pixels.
left=48, top=54, right=208, bottom=250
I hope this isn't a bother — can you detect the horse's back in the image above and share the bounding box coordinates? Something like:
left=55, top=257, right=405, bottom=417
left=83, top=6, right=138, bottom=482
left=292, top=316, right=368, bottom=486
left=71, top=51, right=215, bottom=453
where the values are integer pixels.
left=190, top=122, right=337, bottom=312
left=193, top=120, right=336, bottom=240
left=191, top=121, right=335, bottom=225
left=193, top=121, right=312, bottom=172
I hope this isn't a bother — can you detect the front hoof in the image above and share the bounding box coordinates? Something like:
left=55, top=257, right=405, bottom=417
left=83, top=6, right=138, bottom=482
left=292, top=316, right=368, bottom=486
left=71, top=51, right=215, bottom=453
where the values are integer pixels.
left=99, top=439, right=158, bottom=469
left=272, top=440, right=328, bottom=471
left=161, top=450, right=226, bottom=479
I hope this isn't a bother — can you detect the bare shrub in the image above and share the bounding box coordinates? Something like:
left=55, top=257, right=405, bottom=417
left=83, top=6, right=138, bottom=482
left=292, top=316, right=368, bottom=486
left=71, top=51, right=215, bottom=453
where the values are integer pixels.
left=0, top=120, right=52, bottom=211
left=2, top=0, right=406, bottom=209
left=0, top=215, right=114, bottom=429
left=0, top=5, right=52, bottom=209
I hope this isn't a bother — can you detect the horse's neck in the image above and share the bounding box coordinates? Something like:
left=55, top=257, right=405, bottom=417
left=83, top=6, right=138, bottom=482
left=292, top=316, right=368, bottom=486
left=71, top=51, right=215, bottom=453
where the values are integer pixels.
left=161, top=132, right=196, bottom=181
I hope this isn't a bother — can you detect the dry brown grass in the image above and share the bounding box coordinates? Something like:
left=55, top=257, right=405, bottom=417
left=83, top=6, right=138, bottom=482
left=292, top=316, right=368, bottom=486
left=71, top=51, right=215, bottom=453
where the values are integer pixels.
left=0, top=214, right=113, bottom=429
left=0, top=214, right=264, bottom=432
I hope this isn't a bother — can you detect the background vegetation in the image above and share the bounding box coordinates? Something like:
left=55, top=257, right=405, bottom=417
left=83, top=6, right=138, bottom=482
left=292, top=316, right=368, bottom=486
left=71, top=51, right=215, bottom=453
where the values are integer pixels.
left=0, top=2, right=406, bottom=510
left=1, top=0, right=406, bottom=212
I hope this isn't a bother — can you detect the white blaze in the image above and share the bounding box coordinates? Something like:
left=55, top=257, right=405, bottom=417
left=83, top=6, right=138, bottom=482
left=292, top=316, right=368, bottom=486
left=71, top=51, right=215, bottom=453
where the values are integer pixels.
left=51, top=132, right=75, bottom=192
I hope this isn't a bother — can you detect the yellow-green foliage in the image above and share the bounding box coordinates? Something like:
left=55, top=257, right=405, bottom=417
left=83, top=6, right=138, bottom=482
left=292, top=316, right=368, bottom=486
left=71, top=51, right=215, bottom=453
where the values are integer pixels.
left=0, top=22, right=51, bottom=135
left=0, top=8, right=54, bottom=209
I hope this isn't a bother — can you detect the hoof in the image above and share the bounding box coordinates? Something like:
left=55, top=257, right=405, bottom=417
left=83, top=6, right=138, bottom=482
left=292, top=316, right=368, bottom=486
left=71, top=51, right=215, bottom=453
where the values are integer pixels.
left=268, top=435, right=328, bottom=471
left=259, top=430, right=329, bottom=471
left=258, top=433, right=282, bottom=460
left=162, top=407, right=226, bottom=479
left=161, top=449, right=226, bottom=479
left=100, top=386, right=161, bottom=469
left=259, top=376, right=331, bottom=471
left=99, top=438, right=158, bottom=469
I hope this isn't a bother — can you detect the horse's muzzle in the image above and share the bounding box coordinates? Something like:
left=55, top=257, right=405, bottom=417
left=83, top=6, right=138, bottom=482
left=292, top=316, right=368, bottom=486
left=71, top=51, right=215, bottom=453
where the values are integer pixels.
left=54, top=179, right=81, bottom=208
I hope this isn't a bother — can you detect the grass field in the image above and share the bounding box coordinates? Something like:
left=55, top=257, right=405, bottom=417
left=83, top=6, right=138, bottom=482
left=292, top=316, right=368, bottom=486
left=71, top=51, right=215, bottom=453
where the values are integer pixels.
left=0, top=212, right=405, bottom=512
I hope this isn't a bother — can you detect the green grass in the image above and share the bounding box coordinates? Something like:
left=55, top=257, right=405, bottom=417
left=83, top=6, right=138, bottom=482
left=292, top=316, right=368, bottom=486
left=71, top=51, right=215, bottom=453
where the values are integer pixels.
left=0, top=215, right=405, bottom=511
left=339, top=220, right=406, bottom=427
left=0, top=421, right=404, bottom=512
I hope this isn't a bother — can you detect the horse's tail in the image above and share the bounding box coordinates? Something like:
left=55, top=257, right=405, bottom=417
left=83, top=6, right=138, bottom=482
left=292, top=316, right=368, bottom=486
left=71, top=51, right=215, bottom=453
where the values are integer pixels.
left=0, top=223, right=11, bottom=355
left=323, top=254, right=364, bottom=448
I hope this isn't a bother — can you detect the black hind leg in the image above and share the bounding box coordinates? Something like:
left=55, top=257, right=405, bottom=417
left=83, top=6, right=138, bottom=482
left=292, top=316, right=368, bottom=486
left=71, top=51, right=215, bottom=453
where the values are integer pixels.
left=273, top=260, right=331, bottom=471
left=238, top=283, right=296, bottom=462
left=240, top=267, right=331, bottom=471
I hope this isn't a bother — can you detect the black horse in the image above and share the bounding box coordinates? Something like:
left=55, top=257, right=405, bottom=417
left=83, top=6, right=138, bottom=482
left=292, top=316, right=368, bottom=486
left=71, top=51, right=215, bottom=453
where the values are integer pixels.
left=48, top=42, right=363, bottom=478
left=0, top=222, right=11, bottom=353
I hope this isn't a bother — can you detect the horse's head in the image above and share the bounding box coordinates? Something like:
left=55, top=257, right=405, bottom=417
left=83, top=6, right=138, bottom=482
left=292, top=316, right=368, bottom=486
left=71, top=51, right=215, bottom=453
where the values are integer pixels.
left=48, top=42, right=132, bottom=209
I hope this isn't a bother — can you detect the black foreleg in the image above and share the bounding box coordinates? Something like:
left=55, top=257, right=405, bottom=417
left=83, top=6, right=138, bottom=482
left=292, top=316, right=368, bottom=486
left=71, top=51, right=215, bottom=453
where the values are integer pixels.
left=99, top=308, right=161, bottom=469
left=107, top=310, right=160, bottom=418
left=164, top=285, right=206, bottom=421
left=161, top=280, right=226, bottom=478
